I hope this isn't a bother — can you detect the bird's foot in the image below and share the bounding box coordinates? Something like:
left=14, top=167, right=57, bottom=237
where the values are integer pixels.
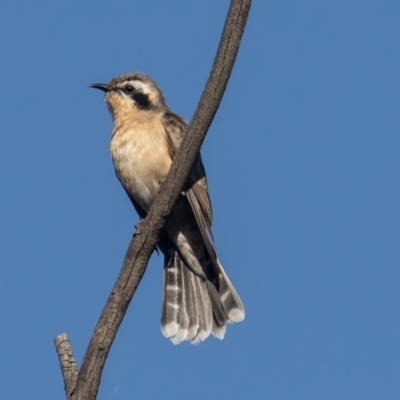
left=133, top=219, right=144, bottom=236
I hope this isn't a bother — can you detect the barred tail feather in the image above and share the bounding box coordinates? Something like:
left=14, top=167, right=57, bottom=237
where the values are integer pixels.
left=160, top=254, right=182, bottom=339
left=190, top=270, right=213, bottom=343
left=217, top=260, right=245, bottom=323
left=161, top=253, right=213, bottom=344
left=161, top=252, right=244, bottom=344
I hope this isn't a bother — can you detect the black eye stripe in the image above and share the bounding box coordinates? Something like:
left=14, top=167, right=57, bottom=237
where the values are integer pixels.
left=133, top=92, right=151, bottom=109
left=116, top=83, right=152, bottom=109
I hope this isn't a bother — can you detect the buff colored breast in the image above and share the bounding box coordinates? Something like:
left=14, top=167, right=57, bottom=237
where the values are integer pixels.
left=109, top=113, right=172, bottom=212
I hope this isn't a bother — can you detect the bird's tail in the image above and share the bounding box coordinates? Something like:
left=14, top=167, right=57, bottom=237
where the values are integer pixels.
left=161, top=251, right=244, bottom=345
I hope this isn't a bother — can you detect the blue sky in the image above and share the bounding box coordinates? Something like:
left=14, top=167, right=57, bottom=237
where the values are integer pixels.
left=1, top=1, right=399, bottom=399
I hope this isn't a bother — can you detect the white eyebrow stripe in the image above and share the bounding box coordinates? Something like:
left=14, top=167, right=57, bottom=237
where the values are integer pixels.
left=127, top=80, right=151, bottom=94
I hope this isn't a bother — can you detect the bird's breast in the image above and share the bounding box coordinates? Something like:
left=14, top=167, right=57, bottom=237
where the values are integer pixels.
left=109, top=117, right=172, bottom=212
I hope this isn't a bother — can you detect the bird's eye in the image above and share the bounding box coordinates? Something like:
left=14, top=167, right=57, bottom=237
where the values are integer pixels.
left=124, top=85, right=134, bottom=93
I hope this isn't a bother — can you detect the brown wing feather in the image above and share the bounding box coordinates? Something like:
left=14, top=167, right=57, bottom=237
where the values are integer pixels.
left=163, top=112, right=212, bottom=222
left=162, top=111, right=217, bottom=266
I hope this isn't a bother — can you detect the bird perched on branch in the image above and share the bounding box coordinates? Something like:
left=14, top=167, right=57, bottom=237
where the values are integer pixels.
left=90, top=72, right=244, bottom=344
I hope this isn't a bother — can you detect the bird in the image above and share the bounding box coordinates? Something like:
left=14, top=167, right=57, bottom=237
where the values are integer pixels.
left=90, top=72, right=244, bottom=344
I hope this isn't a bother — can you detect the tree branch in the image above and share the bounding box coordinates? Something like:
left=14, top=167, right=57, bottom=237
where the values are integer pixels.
left=54, top=334, right=79, bottom=400
left=55, top=1, right=251, bottom=399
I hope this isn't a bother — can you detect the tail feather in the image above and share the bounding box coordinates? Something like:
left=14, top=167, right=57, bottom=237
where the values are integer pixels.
left=190, top=271, right=213, bottom=343
left=184, top=264, right=200, bottom=341
left=161, top=251, right=244, bottom=344
left=212, top=320, right=226, bottom=340
left=217, top=260, right=245, bottom=323
left=160, top=254, right=183, bottom=339
left=161, top=252, right=213, bottom=344
left=206, top=280, right=227, bottom=327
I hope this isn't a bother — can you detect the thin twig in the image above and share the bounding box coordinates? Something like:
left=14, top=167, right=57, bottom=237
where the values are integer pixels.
left=55, top=1, right=251, bottom=399
left=54, top=334, right=79, bottom=399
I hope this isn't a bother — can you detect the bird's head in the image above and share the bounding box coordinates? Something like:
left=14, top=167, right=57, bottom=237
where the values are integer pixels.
left=90, top=72, right=166, bottom=119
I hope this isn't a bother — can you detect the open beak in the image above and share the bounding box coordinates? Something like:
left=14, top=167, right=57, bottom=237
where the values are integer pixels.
left=89, top=83, right=109, bottom=92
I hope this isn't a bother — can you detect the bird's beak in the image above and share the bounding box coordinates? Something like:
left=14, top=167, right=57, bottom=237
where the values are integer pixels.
left=89, top=83, right=109, bottom=92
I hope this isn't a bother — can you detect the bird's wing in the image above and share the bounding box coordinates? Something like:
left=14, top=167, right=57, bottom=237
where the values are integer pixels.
left=162, top=111, right=217, bottom=266
left=162, top=112, right=212, bottom=221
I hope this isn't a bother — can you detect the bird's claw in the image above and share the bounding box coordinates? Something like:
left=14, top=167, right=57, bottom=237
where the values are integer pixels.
left=133, top=219, right=144, bottom=236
